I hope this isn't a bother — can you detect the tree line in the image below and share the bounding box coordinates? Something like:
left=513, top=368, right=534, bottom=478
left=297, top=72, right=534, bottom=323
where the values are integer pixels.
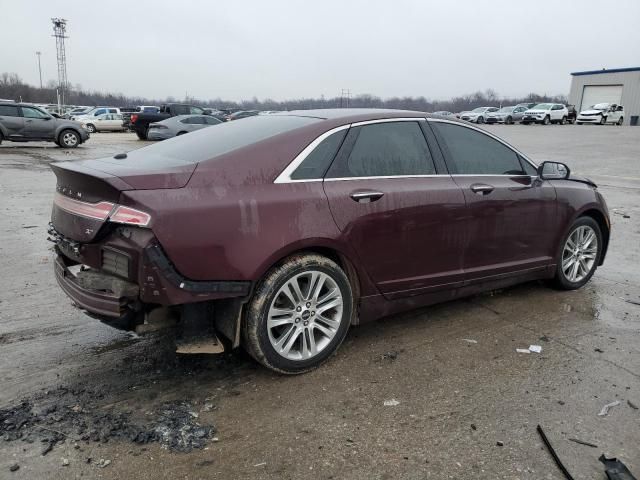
left=1, top=72, right=568, bottom=113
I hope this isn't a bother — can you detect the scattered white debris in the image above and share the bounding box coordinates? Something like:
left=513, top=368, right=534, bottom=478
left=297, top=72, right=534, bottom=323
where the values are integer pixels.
left=384, top=399, right=400, bottom=406
left=462, top=339, right=478, bottom=344
left=96, top=459, right=111, bottom=468
left=516, top=345, right=542, bottom=354
left=598, top=401, right=621, bottom=417
left=254, top=462, right=267, bottom=467
left=61, top=458, right=69, bottom=466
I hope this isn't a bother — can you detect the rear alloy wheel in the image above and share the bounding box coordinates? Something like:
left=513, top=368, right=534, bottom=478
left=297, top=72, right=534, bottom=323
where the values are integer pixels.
left=58, top=129, right=80, bottom=148
left=554, top=217, right=602, bottom=290
left=617, top=117, right=624, bottom=126
left=86, top=124, right=96, bottom=133
left=244, top=254, right=353, bottom=374
left=543, top=115, right=550, bottom=125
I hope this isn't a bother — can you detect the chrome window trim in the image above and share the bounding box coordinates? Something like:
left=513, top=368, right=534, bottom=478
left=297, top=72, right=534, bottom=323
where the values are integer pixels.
left=427, top=118, right=539, bottom=172
left=273, top=118, right=426, bottom=184
left=325, top=174, right=443, bottom=182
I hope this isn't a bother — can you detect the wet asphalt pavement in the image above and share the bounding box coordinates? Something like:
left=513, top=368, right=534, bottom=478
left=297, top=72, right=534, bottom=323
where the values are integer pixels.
left=0, top=126, right=638, bottom=479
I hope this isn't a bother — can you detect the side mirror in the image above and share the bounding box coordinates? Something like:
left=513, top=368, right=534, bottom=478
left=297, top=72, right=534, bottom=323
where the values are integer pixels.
left=538, top=161, right=570, bottom=180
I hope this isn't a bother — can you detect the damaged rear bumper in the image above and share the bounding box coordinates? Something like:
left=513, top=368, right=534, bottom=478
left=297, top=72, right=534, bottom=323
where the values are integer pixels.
left=55, top=255, right=136, bottom=318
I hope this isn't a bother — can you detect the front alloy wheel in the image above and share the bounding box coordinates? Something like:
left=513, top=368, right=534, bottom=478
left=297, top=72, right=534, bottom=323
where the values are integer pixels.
left=59, top=130, right=80, bottom=148
left=244, top=254, right=353, bottom=374
left=543, top=115, right=550, bottom=125
left=555, top=217, right=602, bottom=289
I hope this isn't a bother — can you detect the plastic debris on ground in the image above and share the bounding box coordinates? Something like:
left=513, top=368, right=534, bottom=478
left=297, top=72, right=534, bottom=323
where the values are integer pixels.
left=383, top=399, right=400, bottom=407
left=598, top=401, right=621, bottom=417
left=516, top=345, right=542, bottom=353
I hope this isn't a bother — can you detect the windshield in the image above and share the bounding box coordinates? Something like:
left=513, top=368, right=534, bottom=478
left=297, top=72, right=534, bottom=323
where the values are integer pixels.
left=590, top=103, right=609, bottom=110
left=472, top=107, right=487, bottom=113
left=499, top=107, right=514, bottom=112
left=107, top=115, right=321, bottom=168
left=533, top=103, right=551, bottom=110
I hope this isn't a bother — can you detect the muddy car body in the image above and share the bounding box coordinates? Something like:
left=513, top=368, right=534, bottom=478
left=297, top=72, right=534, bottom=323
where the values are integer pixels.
left=49, top=109, right=610, bottom=373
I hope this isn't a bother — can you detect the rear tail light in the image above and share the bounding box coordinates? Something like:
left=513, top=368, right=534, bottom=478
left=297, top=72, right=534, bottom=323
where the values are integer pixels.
left=54, top=192, right=152, bottom=227
left=130, top=114, right=138, bottom=123
left=109, top=205, right=152, bottom=227
left=54, top=193, right=114, bottom=220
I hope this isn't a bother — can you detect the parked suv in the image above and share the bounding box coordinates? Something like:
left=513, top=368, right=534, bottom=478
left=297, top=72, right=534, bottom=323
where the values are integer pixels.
left=522, top=103, right=569, bottom=125
left=0, top=102, right=89, bottom=148
left=49, top=110, right=610, bottom=373
left=577, top=103, right=624, bottom=125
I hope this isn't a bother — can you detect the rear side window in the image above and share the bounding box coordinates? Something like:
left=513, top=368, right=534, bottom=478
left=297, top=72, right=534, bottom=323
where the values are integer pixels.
left=95, top=109, right=106, bottom=116
left=22, top=107, right=50, bottom=119
left=204, top=116, right=221, bottom=125
left=326, top=121, right=435, bottom=178
left=431, top=122, right=525, bottom=175
left=291, top=129, right=347, bottom=180
left=0, top=105, right=19, bottom=116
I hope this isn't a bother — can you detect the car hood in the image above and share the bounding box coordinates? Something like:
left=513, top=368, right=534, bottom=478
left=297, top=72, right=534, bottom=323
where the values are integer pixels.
left=525, top=110, right=547, bottom=114
left=579, top=109, right=605, bottom=115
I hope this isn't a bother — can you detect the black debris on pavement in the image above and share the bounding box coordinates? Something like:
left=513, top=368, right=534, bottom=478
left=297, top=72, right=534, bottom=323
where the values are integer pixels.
left=599, top=454, right=638, bottom=480
left=537, top=425, right=575, bottom=480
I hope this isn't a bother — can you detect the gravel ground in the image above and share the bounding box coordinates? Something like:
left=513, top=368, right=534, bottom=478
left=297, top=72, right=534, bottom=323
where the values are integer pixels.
left=0, top=125, right=638, bottom=479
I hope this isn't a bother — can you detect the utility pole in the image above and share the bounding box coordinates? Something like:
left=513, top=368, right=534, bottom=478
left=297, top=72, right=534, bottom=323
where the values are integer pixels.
left=51, top=18, right=69, bottom=109
left=340, top=88, right=351, bottom=108
left=35, top=51, right=43, bottom=89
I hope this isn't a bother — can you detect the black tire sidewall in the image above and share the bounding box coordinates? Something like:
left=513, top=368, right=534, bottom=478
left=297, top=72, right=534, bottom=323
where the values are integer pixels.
left=555, top=217, right=603, bottom=289
left=248, top=257, right=353, bottom=373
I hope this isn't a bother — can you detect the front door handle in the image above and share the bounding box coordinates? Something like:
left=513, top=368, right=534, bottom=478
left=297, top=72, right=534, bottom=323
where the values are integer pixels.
left=350, top=190, right=384, bottom=203
left=470, top=183, right=495, bottom=195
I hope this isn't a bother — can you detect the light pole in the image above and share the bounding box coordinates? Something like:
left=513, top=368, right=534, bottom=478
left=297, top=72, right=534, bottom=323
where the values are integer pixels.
left=35, top=51, right=43, bottom=89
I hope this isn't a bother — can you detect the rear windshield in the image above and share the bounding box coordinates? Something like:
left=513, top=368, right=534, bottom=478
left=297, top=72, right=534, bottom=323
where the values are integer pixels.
left=119, top=115, right=321, bottom=167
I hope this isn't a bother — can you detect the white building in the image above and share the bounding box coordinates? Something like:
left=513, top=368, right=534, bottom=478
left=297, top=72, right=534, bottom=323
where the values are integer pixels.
left=568, top=67, right=640, bottom=126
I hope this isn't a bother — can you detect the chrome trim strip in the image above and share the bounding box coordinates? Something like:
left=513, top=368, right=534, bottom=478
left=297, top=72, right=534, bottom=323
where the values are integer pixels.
left=273, top=124, right=350, bottom=184
left=350, top=117, right=425, bottom=127
left=427, top=118, right=539, bottom=171
left=324, top=174, right=443, bottom=182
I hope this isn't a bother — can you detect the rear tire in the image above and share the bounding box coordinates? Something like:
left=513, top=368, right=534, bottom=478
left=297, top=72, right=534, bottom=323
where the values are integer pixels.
left=506, top=116, right=513, bottom=125
left=135, top=128, right=148, bottom=140
left=617, top=117, right=624, bottom=126
left=560, top=116, right=567, bottom=125
left=0, top=132, right=3, bottom=145
left=243, top=253, right=354, bottom=374
left=58, top=129, right=80, bottom=148
left=553, top=217, right=602, bottom=290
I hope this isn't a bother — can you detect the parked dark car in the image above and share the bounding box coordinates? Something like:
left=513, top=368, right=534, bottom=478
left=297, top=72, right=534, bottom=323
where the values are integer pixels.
left=49, top=109, right=610, bottom=373
left=0, top=102, right=89, bottom=148
left=129, top=103, right=211, bottom=140
left=228, top=110, right=259, bottom=121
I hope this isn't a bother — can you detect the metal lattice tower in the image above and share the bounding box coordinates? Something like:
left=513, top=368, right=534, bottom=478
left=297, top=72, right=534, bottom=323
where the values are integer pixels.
left=51, top=18, right=69, bottom=106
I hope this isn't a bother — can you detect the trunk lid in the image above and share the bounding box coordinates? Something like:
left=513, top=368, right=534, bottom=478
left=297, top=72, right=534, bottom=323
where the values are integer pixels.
left=50, top=155, right=196, bottom=242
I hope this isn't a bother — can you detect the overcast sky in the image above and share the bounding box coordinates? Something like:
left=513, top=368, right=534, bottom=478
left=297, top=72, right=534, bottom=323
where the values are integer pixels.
left=2, top=0, right=639, bottom=102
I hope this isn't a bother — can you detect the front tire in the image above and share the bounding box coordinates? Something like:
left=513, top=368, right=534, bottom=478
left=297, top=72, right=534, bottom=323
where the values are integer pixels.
left=243, top=254, right=354, bottom=374
left=86, top=124, right=96, bottom=133
left=477, top=116, right=485, bottom=124
left=600, top=115, right=607, bottom=125
left=506, top=116, right=513, bottom=125
left=553, top=217, right=602, bottom=290
left=58, top=129, right=80, bottom=148
left=560, top=116, right=567, bottom=125
left=617, top=117, right=624, bottom=126
left=543, top=115, right=550, bottom=125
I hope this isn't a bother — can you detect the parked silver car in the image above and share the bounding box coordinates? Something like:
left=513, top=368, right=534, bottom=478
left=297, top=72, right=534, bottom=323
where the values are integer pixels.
left=485, top=106, right=528, bottom=124
left=460, top=107, right=499, bottom=124
left=0, top=102, right=89, bottom=148
left=81, top=113, right=126, bottom=133
left=147, top=114, right=222, bottom=140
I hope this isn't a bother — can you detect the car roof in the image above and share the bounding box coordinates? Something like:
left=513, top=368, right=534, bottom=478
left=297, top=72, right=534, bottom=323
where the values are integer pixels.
left=270, top=108, right=433, bottom=122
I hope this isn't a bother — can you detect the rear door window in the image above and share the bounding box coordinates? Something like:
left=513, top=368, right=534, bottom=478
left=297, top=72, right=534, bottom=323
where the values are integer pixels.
left=22, top=107, right=50, bottom=119
left=326, top=121, right=436, bottom=178
left=431, top=122, right=525, bottom=175
left=0, top=105, right=20, bottom=116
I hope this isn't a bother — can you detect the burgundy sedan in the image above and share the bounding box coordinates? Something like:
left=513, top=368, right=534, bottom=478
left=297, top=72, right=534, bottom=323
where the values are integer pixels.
left=49, top=109, right=610, bottom=373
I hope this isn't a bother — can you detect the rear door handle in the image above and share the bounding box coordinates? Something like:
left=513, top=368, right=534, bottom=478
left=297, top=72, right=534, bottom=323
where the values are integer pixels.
left=350, top=190, right=384, bottom=203
left=470, top=184, right=495, bottom=195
